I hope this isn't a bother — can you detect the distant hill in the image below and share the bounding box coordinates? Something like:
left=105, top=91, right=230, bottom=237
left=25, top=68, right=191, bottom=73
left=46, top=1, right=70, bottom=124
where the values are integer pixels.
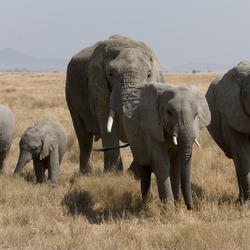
left=0, top=48, right=68, bottom=72
left=0, top=48, right=234, bottom=73
left=168, top=62, right=233, bottom=72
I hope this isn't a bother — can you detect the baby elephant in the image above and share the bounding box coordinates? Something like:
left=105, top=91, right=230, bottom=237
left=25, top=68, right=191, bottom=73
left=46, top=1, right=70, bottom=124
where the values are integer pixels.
left=14, top=119, right=67, bottom=186
left=0, top=104, right=15, bottom=174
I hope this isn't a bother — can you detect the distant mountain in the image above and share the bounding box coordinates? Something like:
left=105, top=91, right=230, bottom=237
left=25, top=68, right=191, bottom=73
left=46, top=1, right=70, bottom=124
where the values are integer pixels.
left=0, top=48, right=68, bottom=72
left=168, top=62, right=233, bottom=72
left=0, top=49, right=234, bottom=73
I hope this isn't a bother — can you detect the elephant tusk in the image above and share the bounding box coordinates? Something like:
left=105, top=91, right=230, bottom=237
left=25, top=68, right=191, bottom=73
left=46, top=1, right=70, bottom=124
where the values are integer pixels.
left=107, top=109, right=115, bottom=133
left=173, top=136, right=178, bottom=145
left=194, top=139, right=201, bottom=148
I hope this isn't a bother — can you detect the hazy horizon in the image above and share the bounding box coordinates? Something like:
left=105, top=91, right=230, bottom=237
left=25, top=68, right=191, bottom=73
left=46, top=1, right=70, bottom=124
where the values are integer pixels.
left=1, top=1, right=250, bottom=70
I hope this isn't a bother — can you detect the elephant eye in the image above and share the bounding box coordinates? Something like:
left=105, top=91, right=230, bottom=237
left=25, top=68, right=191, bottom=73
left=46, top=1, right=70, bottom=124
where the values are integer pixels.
left=147, top=70, right=152, bottom=78
left=108, top=71, right=113, bottom=78
left=166, top=110, right=172, bottom=116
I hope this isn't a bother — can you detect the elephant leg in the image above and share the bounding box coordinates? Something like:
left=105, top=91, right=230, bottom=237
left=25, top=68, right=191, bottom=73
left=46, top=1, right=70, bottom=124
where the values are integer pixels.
left=43, top=167, right=47, bottom=181
left=48, top=149, right=60, bottom=187
left=0, top=150, right=7, bottom=174
left=140, top=166, right=151, bottom=202
left=149, top=144, right=174, bottom=205
left=170, top=152, right=181, bottom=205
left=233, top=155, right=250, bottom=204
left=103, top=149, right=123, bottom=172
left=33, top=159, right=46, bottom=183
left=48, top=166, right=59, bottom=187
left=155, top=173, right=174, bottom=203
left=127, top=160, right=141, bottom=179
left=67, top=101, right=94, bottom=174
left=99, top=120, right=123, bottom=172
left=79, top=132, right=94, bottom=174
left=225, top=126, right=250, bottom=203
left=154, top=163, right=174, bottom=204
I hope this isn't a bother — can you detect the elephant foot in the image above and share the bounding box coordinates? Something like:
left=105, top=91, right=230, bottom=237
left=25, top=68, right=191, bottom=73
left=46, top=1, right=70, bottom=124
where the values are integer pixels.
left=104, top=162, right=123, bottom=172
left=127, top=168, right=140, bottom=180
left=235, top=196, right=244, bottom=206
left=104, top=167, right=123, bottom=173
left=243, top=202, right=250, bottom=210
left=51, top=183, right=57, bottom=188
left=80, top=164, right=93, bottom=175
left=127, top=165, right=140, bottom=180
left=103, top=159, right=123, bottom=173
left=235, top=196, right=250, bottom=209
left=141, top=192, right=153, bottom=205
left=80, top=169, right=92, bottom=176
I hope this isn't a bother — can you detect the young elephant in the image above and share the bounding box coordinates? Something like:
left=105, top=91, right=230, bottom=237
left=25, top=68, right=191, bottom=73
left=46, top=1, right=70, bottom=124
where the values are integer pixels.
left=14, top=119, right=67, bottom=186
left=0, top=104, right=15, bottom=174
left=123, top=82, right=211, bottom=210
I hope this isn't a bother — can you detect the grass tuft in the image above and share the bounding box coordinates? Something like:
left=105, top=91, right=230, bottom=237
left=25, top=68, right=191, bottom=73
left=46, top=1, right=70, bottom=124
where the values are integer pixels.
left=62, top=173, right=142, bottom=223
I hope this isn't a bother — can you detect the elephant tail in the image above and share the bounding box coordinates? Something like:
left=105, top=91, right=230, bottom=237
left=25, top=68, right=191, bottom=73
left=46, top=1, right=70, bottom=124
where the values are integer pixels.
left=93, top=143, right=130, bottom=152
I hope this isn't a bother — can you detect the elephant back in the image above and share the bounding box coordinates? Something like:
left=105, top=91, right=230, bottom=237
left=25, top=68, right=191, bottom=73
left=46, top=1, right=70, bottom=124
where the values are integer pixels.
left=0, top=104, right=15, bottom=144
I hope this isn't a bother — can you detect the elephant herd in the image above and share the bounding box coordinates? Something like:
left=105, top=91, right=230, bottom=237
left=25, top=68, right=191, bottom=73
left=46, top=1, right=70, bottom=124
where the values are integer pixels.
left=1, top=34, right=250, bottom=210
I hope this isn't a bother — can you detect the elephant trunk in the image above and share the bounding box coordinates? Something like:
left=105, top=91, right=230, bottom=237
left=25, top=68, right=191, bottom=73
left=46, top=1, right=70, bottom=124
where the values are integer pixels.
left=108, top=71, right=145, bottom=134
left=14, top=152, right=31, bottom=175
left=178, top=126, right=194, bottom=210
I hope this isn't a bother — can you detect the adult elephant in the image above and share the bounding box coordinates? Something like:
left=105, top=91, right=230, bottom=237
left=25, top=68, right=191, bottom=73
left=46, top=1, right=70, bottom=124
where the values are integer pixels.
left=122, top=82, right=211, bottom=210
left=65, top=34, right=163, bottom=174
left=205, top=61, right=250, bottom=205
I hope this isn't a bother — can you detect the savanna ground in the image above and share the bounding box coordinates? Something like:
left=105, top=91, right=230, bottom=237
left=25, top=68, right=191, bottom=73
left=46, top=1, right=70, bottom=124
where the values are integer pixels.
left=0, top=71, right=250, bottom=250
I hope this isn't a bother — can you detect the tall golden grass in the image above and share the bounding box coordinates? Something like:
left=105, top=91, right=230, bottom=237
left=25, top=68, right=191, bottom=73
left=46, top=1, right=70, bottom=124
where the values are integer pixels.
left=0, top=71, right=249, bottom=250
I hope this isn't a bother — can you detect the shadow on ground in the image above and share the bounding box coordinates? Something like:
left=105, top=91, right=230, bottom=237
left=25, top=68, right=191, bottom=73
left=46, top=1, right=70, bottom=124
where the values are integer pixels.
left=62, top=189, right=143, bottom=224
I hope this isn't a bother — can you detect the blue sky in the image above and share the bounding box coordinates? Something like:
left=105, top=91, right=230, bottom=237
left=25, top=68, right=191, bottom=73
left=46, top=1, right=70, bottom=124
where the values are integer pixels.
left=1, top=0, right=250, bottom=70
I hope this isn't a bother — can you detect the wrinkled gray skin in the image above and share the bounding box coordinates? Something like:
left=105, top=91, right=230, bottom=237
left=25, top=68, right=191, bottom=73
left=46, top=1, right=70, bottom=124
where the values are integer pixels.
left=123, top=82, right=211, bottom=210
left=14, top=120, right=67, bottom=186
left=0, top=104, right=15, bottom=174
left=206, top=61, right=250, bottom=205
left=65, top=34, right=163, bottom=174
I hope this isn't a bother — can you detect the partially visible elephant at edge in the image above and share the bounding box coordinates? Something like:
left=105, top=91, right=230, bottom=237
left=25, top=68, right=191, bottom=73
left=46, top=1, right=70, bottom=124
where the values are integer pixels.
left=14, top=119, right=67, bottom=186
left=0, top=104, right=15, bottom=174
left=123, top=82, right=211, bottom=210
left=65, top=34, right=164, bottom=174
left=205, top=61, right=250, bottom=205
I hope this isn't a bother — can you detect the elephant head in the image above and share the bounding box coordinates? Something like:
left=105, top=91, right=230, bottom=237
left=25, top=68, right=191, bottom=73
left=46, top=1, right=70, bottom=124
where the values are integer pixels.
left=124, top=82, right=211, bottom=209
left=88, top=36, right=164, bottom=138
left=14, top=123, right=60, bottom=174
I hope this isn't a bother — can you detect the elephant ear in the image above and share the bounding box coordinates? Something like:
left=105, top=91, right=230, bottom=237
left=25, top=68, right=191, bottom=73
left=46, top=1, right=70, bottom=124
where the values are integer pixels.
left=124, top=83, right=165, bottom=142
left=139, top=42, right=164, bottom=82
left=88, top=43, right=111, bottom=117
left=189, top=86, right=211, bottom=129
left=40, top=127, right=60, bottom=160
left=216, top=63, right=250, bottom=133
left=151, top=55, right=164, bottom=82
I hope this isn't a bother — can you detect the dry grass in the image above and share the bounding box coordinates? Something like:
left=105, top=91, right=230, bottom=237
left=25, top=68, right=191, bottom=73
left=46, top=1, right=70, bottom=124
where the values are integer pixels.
left=0, top=71, right=250, bottom=250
